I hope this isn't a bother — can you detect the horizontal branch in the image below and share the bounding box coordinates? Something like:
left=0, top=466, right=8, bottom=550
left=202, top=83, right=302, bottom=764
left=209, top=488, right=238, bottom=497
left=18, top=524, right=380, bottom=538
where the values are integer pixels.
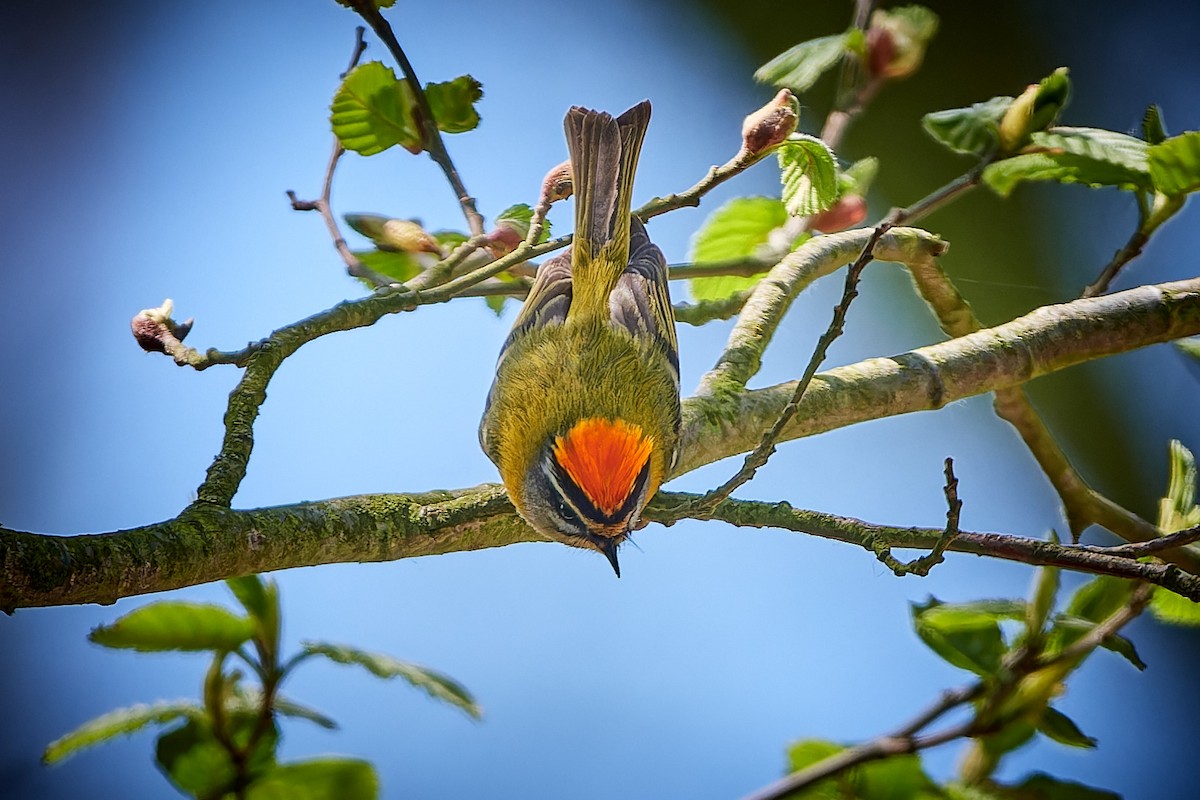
left=5, top=487, right=1196, bottom=611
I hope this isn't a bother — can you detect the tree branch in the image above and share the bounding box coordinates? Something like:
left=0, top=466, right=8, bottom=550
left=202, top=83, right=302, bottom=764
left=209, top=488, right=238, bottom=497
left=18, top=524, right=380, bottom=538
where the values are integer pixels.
left=6, top=276, right=1200, bottom=609
left=349, top=2, right=484, bottom=235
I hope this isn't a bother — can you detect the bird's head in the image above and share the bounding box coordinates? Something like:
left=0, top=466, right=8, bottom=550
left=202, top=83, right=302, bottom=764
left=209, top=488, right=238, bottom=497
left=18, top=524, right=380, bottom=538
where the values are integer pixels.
left=520, top=417, right=655, bottom=576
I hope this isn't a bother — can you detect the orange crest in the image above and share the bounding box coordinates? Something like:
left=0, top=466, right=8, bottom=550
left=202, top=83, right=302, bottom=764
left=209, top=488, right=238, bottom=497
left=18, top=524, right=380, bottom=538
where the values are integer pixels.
left=552, top=418, right=654, bottom=517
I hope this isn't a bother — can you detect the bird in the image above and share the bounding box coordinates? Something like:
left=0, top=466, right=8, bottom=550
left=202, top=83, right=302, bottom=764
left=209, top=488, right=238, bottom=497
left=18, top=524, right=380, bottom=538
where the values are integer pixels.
left=479, top=101, right=680, bottom=576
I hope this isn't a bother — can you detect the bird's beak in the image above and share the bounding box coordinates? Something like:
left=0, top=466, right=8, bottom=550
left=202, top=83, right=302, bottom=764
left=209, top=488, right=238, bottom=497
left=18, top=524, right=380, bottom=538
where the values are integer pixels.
left=599, top=538, right=621, bottom=578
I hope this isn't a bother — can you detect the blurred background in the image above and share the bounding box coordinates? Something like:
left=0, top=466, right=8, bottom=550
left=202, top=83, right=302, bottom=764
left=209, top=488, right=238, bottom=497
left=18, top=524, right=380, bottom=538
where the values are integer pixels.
left=2, top=1, right=1199, bottom=797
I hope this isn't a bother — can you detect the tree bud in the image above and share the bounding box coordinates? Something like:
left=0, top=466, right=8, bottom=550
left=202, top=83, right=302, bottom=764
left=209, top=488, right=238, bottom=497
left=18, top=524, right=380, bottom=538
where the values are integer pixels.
left=867, top=7, right=938, bottom=81
left=809, top=194, right=867, bottom=232
left=131, top=299, right=193, bottom=354
left=741, top=89, right=799, bottom=157
left=540, top=160, right=573, bottom=204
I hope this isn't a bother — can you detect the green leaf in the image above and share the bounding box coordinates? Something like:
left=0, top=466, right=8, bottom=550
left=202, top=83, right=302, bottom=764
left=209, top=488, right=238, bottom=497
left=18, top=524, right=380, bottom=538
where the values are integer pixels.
left=335, top=0, right=396, bottom=8
left=1176, top=336, right=1200, bottom=361
left=1027, top=558, right=1060, bottom=638
left=330, top=61, right=421, bottom=156
left=911, top=597, right=1006, bottom=676
left=247, top=758, right=378, bottom=800
left=839, top=156, right=879, bottom=197
left=754, top=30, right=860, bottom=92
left=155, top=718, right=239, bottom=798
left=1142, top=104, right=1167, bottom=145
left=352, top=249, right=422, bottom=284
left=1065, top=575, right=1132, bottom=622
left=997, top=67, right=1071, bottom=152
left=1037, top=706, right=1097, bottom=748
left=1150, top=440, right=1200, bottom=626
left=300, top=641, right=482, bottom=719
left=785, top=739, right=845, bottom=800
left=922, top=95, right=1012, bottom=156
left=235, top=688, right=339, bottom=731
left=435, top=229, right=470, bottom=252
left=494, top=203, right=550, bottom=244
left=786, top=739, right=936, bottom=800
left=1049, top=615, right=1145, bottom=670
left=425, top=75, right=483, bottom=134
left=484, top=295, right=509, bottom=316
left=43, top=701, right=200, bottom=765
left=227, top=575, right=280, bottom=658
left=983, top=127, right=1151, bottom=197
left=1010, top=772, right=1121, bottom=799
left=90, top=602, right=255, bottom=653
left=1158, top=439, right=1199, bottom=533
left=687, top=196, right=786, bottom=302
left=1149, top=131, right=1200, bottom=196
left=779, top=134, right=839, bottom=216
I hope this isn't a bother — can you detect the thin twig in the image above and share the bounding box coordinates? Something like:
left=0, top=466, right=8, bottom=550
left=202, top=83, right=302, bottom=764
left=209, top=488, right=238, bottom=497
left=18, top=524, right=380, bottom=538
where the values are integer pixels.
left=350, top=2, right=484, bottom=235
left=740, top=581, right=1152, bottom=800
left=647, top=492, right=1200, bottom=600
left=687, top=223, right=890, bottom=514
left=286, top=27, right=391, bottom=287
left=1081, top=226, right=1149, bottom=297
left=872, top=457, right=962, bottom=576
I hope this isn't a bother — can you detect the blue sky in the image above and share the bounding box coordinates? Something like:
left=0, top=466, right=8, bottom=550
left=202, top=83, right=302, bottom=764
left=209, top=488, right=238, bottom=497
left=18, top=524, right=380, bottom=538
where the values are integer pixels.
left=2, top=2, right=1199, bottom=798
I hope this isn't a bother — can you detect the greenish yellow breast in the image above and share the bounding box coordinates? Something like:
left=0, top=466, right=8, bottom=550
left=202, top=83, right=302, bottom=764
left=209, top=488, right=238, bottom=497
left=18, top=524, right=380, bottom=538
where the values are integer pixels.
left=482, top=318, right=680, bottom=516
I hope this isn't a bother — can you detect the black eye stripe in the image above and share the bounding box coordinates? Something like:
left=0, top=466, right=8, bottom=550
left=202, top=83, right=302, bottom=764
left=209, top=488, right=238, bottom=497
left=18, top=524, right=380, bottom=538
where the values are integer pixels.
left=543, top=449, right=651, bottom=526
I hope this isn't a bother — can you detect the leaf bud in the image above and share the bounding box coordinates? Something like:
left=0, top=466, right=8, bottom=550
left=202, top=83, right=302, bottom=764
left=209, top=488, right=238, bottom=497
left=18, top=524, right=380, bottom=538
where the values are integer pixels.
left=741, top=89, right=799, bottom=157
left=866, top=6, right=939, bottom=81
left=540, top=160, right=573, bottom=204
left=808, top=194, right=867, bottom=232
left=344, top=213, right=444, bottom=256
left=998, top=67, right=1071, bottom=153
left=131, top=299, right=193, bottom=354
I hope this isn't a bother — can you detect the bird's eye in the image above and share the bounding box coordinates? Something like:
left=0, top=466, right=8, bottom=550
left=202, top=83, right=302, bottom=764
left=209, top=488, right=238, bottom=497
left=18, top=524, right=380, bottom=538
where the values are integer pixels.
left=557, top=501, right=580, bottom=526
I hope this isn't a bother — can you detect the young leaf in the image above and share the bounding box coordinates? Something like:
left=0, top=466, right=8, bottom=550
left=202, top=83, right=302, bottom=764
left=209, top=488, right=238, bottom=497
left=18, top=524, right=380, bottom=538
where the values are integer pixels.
left=352, top=249, right=422, bottom=284
left=299, top=641, right=482, bottom=719
left=235, top=687, right=339, bottom=731
left=1011, top=772, right=1121, bottom=799
left=840, top=156, right=880, bottom=197
left=43, top=701, right=201, bottom=765
left=754, top=31, right=861, bottom=93
left=1148, top=131, right=1200, bottom=196
left=330, top=61, right=421, bottom=156
left=1151, top=440, right=1200, bottom=626
left=911, top=597, right=1006, bottom=676
left=983, top=128, right=1151, bottom=197
left=1049, top=615, right=1146, bottom=670
left=1176, top=336, right=1200, bottom=361
left=1142, top=104, right=1167, bottom=145
left=1026, top=558, right=1060, bottom=639
left=90, top=602, right=255, bottom=653
left=425, top=75, right=483, bottom=134
left=247, top=758, right=379, bottom=800
left=484, top=295, right=509, bottom=316
left=779, top=134, right=839, bottom=216
left=997, top=67, right=1071, bottom=153
left=787, top=738, right=844, bottom=772
left=1037, top=706, right=1097, bottom=749
left=922, top=95, right=1012, bottom=156
left=687, top=196, right=787, bottom=303
left=227, top=575, right=280, bottom=658
left=156, top=718, right=239, bottom=799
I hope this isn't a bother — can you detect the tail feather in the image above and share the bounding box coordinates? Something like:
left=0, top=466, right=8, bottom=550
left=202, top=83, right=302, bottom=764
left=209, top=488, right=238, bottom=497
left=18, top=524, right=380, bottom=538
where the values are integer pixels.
left=564, top=101, right=652, bottom=318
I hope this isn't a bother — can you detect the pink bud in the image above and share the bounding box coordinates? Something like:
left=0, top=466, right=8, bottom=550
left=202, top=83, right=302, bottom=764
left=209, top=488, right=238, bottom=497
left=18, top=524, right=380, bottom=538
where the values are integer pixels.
left=741, top=89, right=799, bottom=157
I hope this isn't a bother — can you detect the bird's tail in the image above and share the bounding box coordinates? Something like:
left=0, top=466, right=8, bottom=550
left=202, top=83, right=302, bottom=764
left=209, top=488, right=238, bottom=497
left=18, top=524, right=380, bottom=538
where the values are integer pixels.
left=564, top=101, right=651, bottom=318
